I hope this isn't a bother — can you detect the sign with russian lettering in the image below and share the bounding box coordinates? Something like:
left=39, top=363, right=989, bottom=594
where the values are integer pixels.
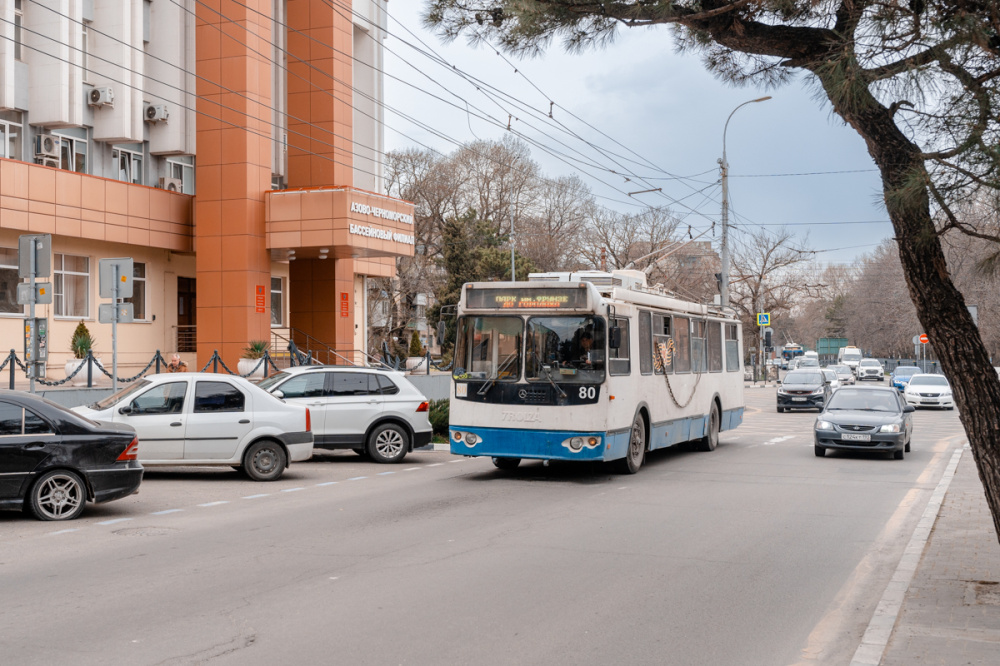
left=348, top=223, right=415, bottom=245
left=350, top=201, right=414, bottom=225
left=340, top=292, right=349, bottom=317
left=255, top=285, right=266, bottom=313
left=466, top=288, right=588, bottom=310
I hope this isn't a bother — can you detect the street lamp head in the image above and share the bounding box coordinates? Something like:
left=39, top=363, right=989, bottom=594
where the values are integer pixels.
left=752, top=96, right=773, bottom=103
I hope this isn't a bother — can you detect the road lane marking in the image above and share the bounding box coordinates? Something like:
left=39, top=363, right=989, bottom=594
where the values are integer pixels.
left=348, top=476, right=367, bottom=481
left=242, top=494, right=270, bottom=499
left=404, top=467, right=420, bottom=471
left=316, top=482, right=338, bottom=487
left=281, top=487, right=305, bottom=493
left=427, top=463, right=444, bottom=467
left=198, top=501, right=229, bottom=507
left=49, top=528, right=79, bottom=535
left=448, top=460, right=464, bottom=463
left=150, top=509, right=183, bottom=515
left=849, top=445, right=965, bottom=666
left=96, top=518, right=133, bottom=526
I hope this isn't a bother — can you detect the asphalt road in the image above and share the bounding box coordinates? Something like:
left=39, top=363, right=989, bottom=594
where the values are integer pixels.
left=0, top=386, right=967, bottom=665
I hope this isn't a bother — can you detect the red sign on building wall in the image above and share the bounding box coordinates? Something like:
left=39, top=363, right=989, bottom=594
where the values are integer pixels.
left=255, top=285, right=266, bottom=313
left=340, top=292, right=349, bottom=317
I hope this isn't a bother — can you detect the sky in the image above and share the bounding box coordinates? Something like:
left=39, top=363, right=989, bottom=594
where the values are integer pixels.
left=381, top=3, right=893, bottom=267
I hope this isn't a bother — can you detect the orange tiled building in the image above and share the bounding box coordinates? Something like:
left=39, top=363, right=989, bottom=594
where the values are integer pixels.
left=0, top=0, right=413, bottom=373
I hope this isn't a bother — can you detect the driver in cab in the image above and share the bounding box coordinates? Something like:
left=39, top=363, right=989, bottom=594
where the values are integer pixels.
left=568, top=331, right=604, bottom=369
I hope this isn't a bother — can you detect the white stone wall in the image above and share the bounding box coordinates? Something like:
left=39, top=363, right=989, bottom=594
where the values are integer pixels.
left=352, top=0, right=384, bottom=193
left=90, top=0, right=143, bottom=142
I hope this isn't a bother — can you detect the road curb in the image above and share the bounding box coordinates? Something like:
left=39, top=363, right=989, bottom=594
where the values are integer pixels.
left=849, top=444, right=966, bottom=666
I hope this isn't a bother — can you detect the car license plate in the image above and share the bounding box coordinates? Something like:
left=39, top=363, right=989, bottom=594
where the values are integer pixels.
left=842, top=433, right=871, bottom=442
left=792, top=397, right=806, bottom=402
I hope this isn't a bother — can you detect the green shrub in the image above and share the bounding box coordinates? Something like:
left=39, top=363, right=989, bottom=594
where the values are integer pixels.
left=70, top=322, right=95, bottom=360
left=428, top=399, right=450, bottom=436
left=409, top=330, right=424, bottom=357
left=242, top=340, right=269, bottom=359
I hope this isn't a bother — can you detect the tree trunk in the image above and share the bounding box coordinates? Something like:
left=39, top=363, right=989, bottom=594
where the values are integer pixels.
left=820, top=77, right=1000, bottom=543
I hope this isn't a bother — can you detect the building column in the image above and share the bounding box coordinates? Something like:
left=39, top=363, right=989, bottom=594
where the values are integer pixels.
left=194, top=0, right=274, bottom=367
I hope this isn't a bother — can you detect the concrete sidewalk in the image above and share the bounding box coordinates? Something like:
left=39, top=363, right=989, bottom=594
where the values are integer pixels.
left=881, top=449, right=1000, bottom=665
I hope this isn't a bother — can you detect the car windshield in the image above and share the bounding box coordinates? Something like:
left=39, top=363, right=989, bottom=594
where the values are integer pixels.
left=909, top=375, right=949, bottom=386
left=798, top=359, right=819, bottom=367
left=860, top=360, right=879, bottom=366
left=832, top=366, right=851, bottom=374
left=842, top=351, right=863, bottom=361
left=894, top=367, right=920, bottom=377
left=823, top=370, right=836, bottom=380
left=784, top=372, right=823, bottom=385
left=93, top=379, right=153, bottom=410
left=453, top=316, right=523, bottom=382
left=526, top=316, right=606, bottom=384
left=827, top=389, right=900, bottom=412
left=257, top=371, right=292, bottom=391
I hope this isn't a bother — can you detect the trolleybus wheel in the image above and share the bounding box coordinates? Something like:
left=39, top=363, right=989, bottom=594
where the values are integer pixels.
left=492, top=457, right=521, bottom=470
left=698, top=404, right=720, bottom=452
left=615, top=413, right=646, bottom=474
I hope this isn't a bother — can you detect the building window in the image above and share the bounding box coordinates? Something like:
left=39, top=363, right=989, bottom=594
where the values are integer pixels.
left=54, top=132, right=87, bottom=174
left=270, top=277, right=282, bottom=326
left=0, top=248, right=22, bottom=315
left=113, top=147, right=143, bottom=185
left=124, top=262, right=146, bottom=320
left=0, top=111, right=23, bottom=161
left=166, top=157, right=195, bottom=194
left=14, top=0, right=23, bottom=61
left=54, top=254, right=90, bottom=318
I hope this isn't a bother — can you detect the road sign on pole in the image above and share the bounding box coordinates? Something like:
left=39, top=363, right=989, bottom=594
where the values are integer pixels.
left=757, top=312, right=770, bottom=326
left=98, top=258, right=135, bottom=391
left=18, top=234, right=51, bottom=279
left=919, top=333, right=929, bottom=344
left=99, top=258, right=134, bottom=299
left=18, top=234, right=52, bottom=392
left=16, top=282, right=52, bottom=305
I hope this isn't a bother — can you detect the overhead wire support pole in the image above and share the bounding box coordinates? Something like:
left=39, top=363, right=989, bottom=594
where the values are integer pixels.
left=720, top=96, right=772, bottom=309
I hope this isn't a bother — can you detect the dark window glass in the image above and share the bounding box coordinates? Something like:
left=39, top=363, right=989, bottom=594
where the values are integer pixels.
left=609, top=317, right=631, bottom=376
left=0, top=402, right=22, bottom=435
left=653, top=314, right=673, bottom=375
left=638, top=311, right=652, bottom=375
left=708, top=321, right=723, bottom=373
left=674, top=317, right=691, bottom=373
left=332, top=373, right=373, bottom=397
left=193, top=382, right=245, bottom=412
left=726, top=324, right=740, bottom=372
left=377, top=374, right=399, bottom=395
left=277, top=373, right=326, bottom=399
left=23, top=408, right=53, bottom=435
left=132, top=382, right=186, bottom=415
left=691, top=320, right=706, bottom=373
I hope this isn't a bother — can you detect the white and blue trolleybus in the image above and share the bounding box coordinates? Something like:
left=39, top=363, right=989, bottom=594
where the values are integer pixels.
left=449, top=270, right=745, bottom=473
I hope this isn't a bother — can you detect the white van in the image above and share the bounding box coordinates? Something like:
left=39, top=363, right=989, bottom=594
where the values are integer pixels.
left=803, top=350, right=819, bottom=361
left=838, top=346, right=864, bottom=374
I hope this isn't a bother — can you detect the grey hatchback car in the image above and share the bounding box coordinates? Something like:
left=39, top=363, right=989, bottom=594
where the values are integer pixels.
left=814, top=387, right=914, bottom=459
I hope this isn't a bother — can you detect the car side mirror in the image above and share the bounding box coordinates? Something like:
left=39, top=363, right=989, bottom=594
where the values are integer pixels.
left=272, top=389, right=284, bottom=399
left=904, top=405, right=915, bottom=413
left=608, top=327, right=622, bottom=350
left=118, top=404, right=133, bottom=415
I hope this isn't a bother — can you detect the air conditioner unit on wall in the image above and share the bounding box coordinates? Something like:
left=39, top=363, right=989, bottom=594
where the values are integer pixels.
left=144, top=104, right=169, bottom=122
left=88, top=87, right=114, bottom=107
left=36, top=157, right=60, bottom=169
left=159, top=177, right=183, bottom=192
left=34, top=134, right=60, bottom=159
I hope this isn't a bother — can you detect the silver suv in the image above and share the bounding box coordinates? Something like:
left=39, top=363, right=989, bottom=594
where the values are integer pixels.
left=857, top=358, right=885, bottom=382
left=258, top=366, right=433, bottom=463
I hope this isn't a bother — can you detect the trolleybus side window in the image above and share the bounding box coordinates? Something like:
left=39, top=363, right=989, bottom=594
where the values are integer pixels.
left=652, top=313, right=673, bottom=374
left=674, top=316, right=691, bottom=373
left=725, top=324, right=740, bottom=372
left=525, top=316, right=606, bottom=384
left=453, top=316, right=523, bottom=381
left=609, top=317, right=631, bottom=376
left=638, top=311, right=652, bottom=375
left=708, top=321, right=723, bottom=373
left=691, top=320, right=707, bottom=373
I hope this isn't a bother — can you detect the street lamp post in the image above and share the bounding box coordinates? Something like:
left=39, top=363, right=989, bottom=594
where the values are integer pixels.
left=719, top=96, right=771, bottom=309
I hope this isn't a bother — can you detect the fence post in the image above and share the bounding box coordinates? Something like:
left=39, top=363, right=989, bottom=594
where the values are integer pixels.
left=86, top=350, right=93, bottom=388
left=155, top=351, right=161, bottom=374
left=8, top=350, right=14, bottom=390
left=263, top=352, right=270, bottom=378
left=213, top=352, right=219, bottom=374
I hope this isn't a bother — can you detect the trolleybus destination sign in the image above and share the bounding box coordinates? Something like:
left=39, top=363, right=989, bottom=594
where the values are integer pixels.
left=466, top=287, right=588, bottom=310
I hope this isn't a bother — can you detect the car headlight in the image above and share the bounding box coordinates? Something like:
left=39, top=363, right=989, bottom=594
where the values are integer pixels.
left=879, top=424, right=901, bottom=433
left=812, top=388, right=826, bottom=395
left=777, top=387, right=788, bottom=395
left=941, top=390, right=952, bottom=396
left=815, top=420, right=834, bottom=430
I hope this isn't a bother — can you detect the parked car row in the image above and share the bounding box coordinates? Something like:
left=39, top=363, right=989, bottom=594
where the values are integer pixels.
left=2, top=367, right=433, bottom=522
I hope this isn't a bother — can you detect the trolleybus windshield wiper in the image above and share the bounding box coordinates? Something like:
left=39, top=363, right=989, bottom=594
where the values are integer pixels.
left=477, top=352, right=519, bottom=395
left=530, top=349, right=567, bottom=399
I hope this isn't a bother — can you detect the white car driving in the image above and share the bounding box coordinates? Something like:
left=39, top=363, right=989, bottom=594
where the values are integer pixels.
left=903, top=374, right=955, bottom=409
left=857, top=358, right=885, bottom=382
left=257, top=366, right=433, bottom=464
left=74, top=374, right=313, bottom=481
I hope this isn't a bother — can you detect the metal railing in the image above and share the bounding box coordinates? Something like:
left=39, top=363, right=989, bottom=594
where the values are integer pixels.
left=176, top=325, right=197, bottom=353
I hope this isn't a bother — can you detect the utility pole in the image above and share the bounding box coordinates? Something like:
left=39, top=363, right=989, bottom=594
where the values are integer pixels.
left=720, top=96, right=772, bottom=308
left=509, top=210, right=516, bottom=281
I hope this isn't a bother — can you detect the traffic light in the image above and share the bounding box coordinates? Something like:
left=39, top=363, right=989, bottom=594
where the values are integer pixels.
left=714, top=273, right=722, bottom=292
left=764, top=329, right=772, bottom=350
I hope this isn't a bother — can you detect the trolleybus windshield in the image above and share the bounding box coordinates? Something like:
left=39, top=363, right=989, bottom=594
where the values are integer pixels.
left=526, top=316, right=606, bottom=384
left=453, top=316, right=523, bottom=381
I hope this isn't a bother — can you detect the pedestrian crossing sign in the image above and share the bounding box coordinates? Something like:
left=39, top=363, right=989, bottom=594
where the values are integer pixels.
left=757, top=313, right=770, bottom=326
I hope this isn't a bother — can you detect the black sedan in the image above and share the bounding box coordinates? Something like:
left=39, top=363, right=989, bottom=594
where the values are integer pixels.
left=814, top=387, right=914, bottom=460
left=777, top=370, right=831, bottom=412
left=0, top=391, right=143, bottom=520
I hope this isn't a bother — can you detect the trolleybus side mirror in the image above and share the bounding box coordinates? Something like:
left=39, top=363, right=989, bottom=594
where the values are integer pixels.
left=609, top=326, right=622, bottom=350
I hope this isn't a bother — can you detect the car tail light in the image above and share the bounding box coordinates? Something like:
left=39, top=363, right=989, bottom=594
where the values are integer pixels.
left=117, top=436, right=138, bottom=461
left=306, top=408, right=312, bottom=432
left=416, top=401, right=429, bottom=413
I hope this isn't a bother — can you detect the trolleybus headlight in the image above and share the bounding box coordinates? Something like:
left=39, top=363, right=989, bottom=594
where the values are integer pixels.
left=465, top=432, right=479, bottom=445
left=587, top=437, right=600, bottom=448
left=570, top=437, right=584, bottom=451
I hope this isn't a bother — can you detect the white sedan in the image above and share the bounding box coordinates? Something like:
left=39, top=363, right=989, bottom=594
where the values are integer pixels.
left=74, top=374, right=314, bottom=481
left=903, top=374, right=955, bottom=410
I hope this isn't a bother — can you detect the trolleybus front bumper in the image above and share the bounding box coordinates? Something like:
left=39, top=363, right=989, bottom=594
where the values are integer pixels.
left=449, top=426, right=619, bottom=462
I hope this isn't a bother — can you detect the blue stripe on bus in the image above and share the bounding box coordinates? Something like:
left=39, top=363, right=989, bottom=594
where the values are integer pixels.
left=722, top=407, right=744, bottom=431
left=450, top=426, right=609, bottom=461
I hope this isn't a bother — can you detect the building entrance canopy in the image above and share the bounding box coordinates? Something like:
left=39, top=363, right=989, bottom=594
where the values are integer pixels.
left=265, top=187, right=416, bottom=261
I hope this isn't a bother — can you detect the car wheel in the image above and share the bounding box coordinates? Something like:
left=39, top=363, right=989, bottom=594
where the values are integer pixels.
left=615, top=412, right=646, bottom=474
left=894, top=449, right=904, bottom=460
left=29, top=470, right=87, bottom=521
left=814, top=445, right=825, bottom=458
left=698, top=404, right=720, bottom=452
left=492, top=457, right=521, bottom=470
left=905, top=440, right=911, bottom=453
left=243, top=440, right=288, bottom=481
left=367, top=423, right=409, bottom=464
